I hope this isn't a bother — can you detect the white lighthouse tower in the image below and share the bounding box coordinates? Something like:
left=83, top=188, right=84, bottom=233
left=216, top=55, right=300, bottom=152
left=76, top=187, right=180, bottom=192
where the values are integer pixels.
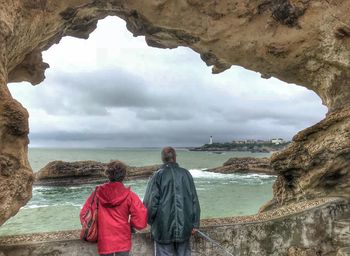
left=209, top=136, right=213, bottom=145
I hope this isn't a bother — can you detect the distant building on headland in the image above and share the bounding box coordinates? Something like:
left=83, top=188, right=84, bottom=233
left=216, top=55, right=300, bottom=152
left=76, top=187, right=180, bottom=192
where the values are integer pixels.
left=232, top=139, right=258, bottom=144
left=271, top=138, right=284, bottom=145
left=191, top=138, right=290, bottom=152
left=232, top=139, right=286, bottom=145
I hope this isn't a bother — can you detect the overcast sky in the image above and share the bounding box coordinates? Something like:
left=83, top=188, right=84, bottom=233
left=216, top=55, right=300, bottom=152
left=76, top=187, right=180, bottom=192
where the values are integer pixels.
left=8, top=17, right=327, bottom=148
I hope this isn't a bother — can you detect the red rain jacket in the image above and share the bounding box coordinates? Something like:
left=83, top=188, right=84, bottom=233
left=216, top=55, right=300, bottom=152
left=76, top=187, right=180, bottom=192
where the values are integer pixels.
left=80, top=182, right=147, bottom=254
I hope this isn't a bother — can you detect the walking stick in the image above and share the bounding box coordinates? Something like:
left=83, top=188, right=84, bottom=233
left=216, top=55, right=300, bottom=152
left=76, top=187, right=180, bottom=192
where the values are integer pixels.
left=195, top=230, right=234, bottom=256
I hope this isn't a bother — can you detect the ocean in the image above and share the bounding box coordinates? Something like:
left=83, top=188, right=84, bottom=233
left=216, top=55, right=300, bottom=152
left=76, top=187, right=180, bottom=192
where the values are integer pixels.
left=0, top=148, right=275, bottom=236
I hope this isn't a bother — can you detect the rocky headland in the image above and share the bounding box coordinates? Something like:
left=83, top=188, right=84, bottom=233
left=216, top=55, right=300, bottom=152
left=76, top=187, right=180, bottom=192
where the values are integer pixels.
left=205, top=157, right=275, bottom=175
left=190, top=141, right=290, bottom=153
left=34, top=161, right=160, bottom=186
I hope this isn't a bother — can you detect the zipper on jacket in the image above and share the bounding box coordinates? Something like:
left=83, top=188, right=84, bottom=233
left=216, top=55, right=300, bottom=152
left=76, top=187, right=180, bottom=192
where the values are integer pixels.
left=170, top=166, right=179, bottom=239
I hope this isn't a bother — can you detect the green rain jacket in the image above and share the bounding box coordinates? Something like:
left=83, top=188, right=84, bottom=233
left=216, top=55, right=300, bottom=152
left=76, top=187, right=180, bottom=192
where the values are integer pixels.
left=143, top=162, right=200, bottom=243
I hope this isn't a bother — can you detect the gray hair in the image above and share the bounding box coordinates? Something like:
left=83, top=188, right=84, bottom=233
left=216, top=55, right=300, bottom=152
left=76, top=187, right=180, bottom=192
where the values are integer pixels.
left=161, top=147, right=176, bottom=163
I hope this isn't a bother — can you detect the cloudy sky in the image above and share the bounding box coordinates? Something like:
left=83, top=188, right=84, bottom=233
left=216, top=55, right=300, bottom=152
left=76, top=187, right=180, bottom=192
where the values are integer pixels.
left=9, top=17, right=327, bottom=148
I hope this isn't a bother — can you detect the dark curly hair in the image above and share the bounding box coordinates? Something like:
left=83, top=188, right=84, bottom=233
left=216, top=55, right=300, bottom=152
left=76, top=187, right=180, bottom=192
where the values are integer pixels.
left=105, top=160, right=127, bottom=182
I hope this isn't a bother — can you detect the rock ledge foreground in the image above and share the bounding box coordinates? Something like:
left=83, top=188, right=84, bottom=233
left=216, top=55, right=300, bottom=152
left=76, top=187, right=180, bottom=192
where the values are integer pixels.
left=0, top=197, right=348, bottom=256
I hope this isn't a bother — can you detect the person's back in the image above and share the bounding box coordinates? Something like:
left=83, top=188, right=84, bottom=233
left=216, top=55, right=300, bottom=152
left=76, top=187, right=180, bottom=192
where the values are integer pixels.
left=80, top=161, right=147, bottom=256
left=143, top=147, right=200, bottom=256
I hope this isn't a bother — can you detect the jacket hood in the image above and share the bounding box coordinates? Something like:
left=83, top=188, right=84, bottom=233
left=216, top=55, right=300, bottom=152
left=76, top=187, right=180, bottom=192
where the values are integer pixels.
left=97, top=182, right=130, bottom=208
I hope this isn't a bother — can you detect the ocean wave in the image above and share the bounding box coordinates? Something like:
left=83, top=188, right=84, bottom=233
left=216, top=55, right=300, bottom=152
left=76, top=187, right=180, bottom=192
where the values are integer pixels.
left=25, top=204, right=50, bottom=209
left=25, top=202, right=82, bottom=209
left=189, top=169, right=275, bottom=180
left=32, top=186, right=54, bottom=192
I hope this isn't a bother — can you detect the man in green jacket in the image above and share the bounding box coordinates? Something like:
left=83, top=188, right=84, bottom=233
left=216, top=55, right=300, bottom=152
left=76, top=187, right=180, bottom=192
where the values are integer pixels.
left=143, top=147, right=200, bottom=256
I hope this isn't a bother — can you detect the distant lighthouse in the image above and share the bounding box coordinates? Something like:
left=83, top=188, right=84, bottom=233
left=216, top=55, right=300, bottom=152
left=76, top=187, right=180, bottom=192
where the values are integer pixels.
left=209, top=136, right=213, bottom=145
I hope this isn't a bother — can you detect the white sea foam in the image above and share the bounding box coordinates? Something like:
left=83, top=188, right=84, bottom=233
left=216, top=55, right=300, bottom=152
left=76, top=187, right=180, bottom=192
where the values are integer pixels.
left=65, top=186, right=84, bottom=190
left=25, top=204, right=50, bottom=209
left=189, top=169, right=227, bottom=179
left=189, top=169, right=275, bottom=180
left=25, top=202, right=82, bottom=209
left=32, top=186, right=53, bottom=192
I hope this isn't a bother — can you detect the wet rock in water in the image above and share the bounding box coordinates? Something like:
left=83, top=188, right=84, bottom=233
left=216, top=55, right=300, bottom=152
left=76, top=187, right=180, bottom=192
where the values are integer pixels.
left=35, top=161, right=105, bottom=179
left=127, top=165, right=161, bottom=180
left=206, top=157, right=275, bottom=175
left=34, top=160, right=160, bottom=186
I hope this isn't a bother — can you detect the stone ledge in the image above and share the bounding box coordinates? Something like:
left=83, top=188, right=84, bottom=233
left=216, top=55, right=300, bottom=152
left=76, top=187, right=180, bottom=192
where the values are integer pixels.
left=0, top=197, right=349, bottom=255
left=0, top=197, right=348, bottom=247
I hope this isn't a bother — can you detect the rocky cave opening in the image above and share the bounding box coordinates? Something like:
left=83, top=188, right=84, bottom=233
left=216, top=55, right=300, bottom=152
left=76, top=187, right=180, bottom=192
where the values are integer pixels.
left=0, top=1, right=349, bottom=254
left=2, top=15, right=328, bottom=236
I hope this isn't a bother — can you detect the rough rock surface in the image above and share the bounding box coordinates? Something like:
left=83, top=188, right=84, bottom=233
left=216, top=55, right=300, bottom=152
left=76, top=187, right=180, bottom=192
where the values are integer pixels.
left=263, top=106, right=350, bottom=211
left=287, top=247, right=319, bottom=256
left=34, top=160, right=160, bottom=186
left=0, top=197, right=348, bottom=256
left=0, top=0, right=349, bottom=226
left=206, top=157, right=275, bottom=175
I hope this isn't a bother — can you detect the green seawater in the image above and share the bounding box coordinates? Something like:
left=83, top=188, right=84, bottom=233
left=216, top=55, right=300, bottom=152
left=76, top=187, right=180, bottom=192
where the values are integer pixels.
left=0, top=148, right=275, bottom=236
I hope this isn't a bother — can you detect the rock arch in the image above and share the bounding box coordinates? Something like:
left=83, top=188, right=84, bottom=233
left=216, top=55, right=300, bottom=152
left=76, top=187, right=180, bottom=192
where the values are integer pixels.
left=0, top=0, right=349, bottom=225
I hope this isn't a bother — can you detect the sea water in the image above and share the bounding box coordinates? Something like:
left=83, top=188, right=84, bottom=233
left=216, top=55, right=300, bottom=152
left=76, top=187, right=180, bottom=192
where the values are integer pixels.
left=0, top=148, right=275, bottom=236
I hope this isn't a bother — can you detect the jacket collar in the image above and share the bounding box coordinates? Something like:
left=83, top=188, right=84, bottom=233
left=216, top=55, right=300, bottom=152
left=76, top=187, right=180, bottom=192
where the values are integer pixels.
left=162, top=162, right=179, bottom=168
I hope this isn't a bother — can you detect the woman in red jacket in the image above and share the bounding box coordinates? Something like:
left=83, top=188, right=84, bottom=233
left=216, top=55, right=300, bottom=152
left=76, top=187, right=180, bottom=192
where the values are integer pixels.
left=80, top=161, right=148, bottom=256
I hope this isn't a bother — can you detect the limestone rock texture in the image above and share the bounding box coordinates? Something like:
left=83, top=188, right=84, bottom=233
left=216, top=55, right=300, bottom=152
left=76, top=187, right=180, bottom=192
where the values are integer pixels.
left=0, top=0, right=349, bottom=225
left=206, top=157, right=274, bottom=175
left=287, top=247, right=319, bottom=256
left=264, top=106, right=350, bottom=211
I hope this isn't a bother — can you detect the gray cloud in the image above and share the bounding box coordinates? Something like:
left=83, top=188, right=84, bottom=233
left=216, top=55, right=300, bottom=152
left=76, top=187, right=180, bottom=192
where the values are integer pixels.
left=28, top=116, right=303, bottom=148
left=136, top=108, right=194, bottom=121
left=28, top=69, right=196, bottom=117
left=14, top=66, right=327, bottom=147
left=9, top=17, right=328, bottom=148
